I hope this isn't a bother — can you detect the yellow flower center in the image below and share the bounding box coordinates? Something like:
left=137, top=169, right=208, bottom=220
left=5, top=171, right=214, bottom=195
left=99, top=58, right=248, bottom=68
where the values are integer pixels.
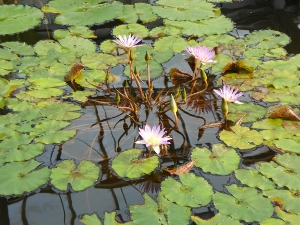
left=146, top=135, right=160, bottom=146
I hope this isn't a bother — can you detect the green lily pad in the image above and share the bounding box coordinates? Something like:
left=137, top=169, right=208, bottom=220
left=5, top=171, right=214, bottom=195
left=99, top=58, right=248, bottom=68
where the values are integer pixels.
left=154, top=36, right=187, bottom=53
left=28, top=77, right=66, bottom=89
left=111, top=149, right=159, bottom=179
left=274, top=153, right=300, bottom=173
left=50, top=159, right=100, bottom=191
left=1, top=42, right=35, bottom=56
left=258, top=161, right=300, bottom=190
left=80, top=213, right=102, bottom=225
left=43, top=1, right=123, bottom=26
left=25, top=87, right=65, bottom=99
left=75, top=70, right=110, bottom=88
left=245, top=30, right=290, bottom=49
left=0, top=5, right=44, bottom=35
left=219, top=125, right=263, bottom=150
left=275, top=206, right=300, bottom=224
left=228, top=102, right=267, bottom=123
left=161, top=173, right=213, bottom=207
left=273, top=138, right=300, bottom=153
left=53, top=26, right=97, bottom=40
left=0, top=133, right=33, bottom=151
left=213, top=184, right=273, bottom=222
left=234, top=168, right=276, bottom=190
left=282, top=120, right=300, bottom=136
left=191, top=213, right=242, bottom=225
left=153, top=0, right=216, bottom=22
left=149, top=26, right=181, bottom=39
left=113, top=24, right=149, bottom=39
left=39, top=102, right=82, bottom=120
left=118, top=3, right=157, bottom=24
left=59, top=36, right=96, bottom=57
left=191, top=143, right=240, bottom=175
left=260, top=218, right=285, bottom=225
left=34, top=40, right=62, bottom=56
left=34, top=129, right=77, bottom=144
left=104, top=212, right=133, bottom=225
left=264, top=189, right=300, bottom=214
left=164, top=16, right=234, bottom=37
left=29, top=120, right=71, bottom=137
left=81, top=53, right=118, bottom=70
left=0, top=160, right=50, bottom=196
left=64, top=90, right=96, bottom=102
left=205, top=53, right=232, bottom=74
left=259, top=60, right=297, bottom=73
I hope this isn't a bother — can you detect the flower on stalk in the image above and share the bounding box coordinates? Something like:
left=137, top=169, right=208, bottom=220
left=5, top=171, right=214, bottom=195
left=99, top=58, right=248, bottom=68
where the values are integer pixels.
left=135, top=124, right=172, bottom=155
left=213, top=84, right=244, bottom=104
left=186, top=46, right=216, bottom=66
left=113, top=34, right=143, bottom=50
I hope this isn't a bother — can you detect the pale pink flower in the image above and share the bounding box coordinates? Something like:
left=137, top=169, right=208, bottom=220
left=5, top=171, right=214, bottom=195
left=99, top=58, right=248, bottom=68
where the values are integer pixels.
left=186, top=46, right=216, bottom=65
left=214, top=85, right=244, bottom=104
left=135, top=124, right=172, bottom=155
left=113, top=34, right=143, bottom=50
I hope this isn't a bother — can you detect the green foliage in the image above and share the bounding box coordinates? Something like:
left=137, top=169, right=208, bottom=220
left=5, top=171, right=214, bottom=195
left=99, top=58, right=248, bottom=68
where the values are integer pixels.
left=50, top=159, right=100, bottom=191
left=213, top=184, right=273, bottom=222
left=104, top=212, right=134, bottom=225
left=228, top=102, right=267, bottom=123
left=118, top=3, right=157, bottom=24
left=191, top=213, right=242, bottom=225
left=111, top=149, right=159, bottom=179
left=191, top=144, right=240, bottom=175
left=81, top=213, right=102, bottom=225
left=53, top=26, right=97, bottom=40
left=113, top=24, right=149, bottom=39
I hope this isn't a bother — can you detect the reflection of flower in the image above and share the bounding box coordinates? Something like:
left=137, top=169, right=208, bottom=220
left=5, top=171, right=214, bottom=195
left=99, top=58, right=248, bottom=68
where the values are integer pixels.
left=135, top=124, right=172, bottom=155
left=186, top=46, right=215, bottom=65
left=113, top=34, right=143, bottom=50
left=214, top=85, right=244, bottom=104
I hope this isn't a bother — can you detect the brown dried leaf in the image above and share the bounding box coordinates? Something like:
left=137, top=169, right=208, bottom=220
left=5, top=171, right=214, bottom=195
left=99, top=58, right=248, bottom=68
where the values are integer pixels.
left=268, top=106, right=300, bottom=121
left=169, top=68, right=193, bottom=85
left=163, top=160, right=197, bottom=175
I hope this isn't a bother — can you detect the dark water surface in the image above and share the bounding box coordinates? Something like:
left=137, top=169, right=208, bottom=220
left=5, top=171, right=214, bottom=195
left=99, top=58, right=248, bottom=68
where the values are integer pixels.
left=1, top=0, right=300, bottom=224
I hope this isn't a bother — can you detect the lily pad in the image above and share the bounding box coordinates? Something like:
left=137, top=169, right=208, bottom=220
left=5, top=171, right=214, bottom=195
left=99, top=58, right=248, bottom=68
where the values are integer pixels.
left=234, top=168, right=276, bottom=190
left=104, top=212, right=133, bottom=225
left=191, top=213, right=242, bottom=225
left=64, top=90, right=96, bottom=102
left=149, top=26, right=181, bottom=39
left=34, top=129, right=77, bottom=144
left=260, top=218, right=285, bottom=225
left=161, top=173, right=213, bottom=207
left=228, top=102, right=267, bottom=123
left=50, top=159, right=100, bottom=191
left=154, top=36, right=187, bottom=53
left=213, top=184, right=273, bottom=222
left=25, top=87, right=65, bottom=99
left=81, top=53, right=118, bottom=70
left=59, top=36, right=96, bottom=57
left=275, top=206, right=300, bottom=224
left=0, top=160, right=50, bottom=196
left=118, top=3, right=157, bottom=24
left=39, top=102, right=82, bottom=120
left=80, top=213, right=102, bottom=225
left=111, top=149, right=159, bottom=179
left=1, top=42, right=35, bottom=56
left=191, top=143, right=240, bottom=175
left=219, top=125, right=263, bottom=150
left=0, top=5, right=44, bottom=35
left=113, top=24, right=149, bottom=39
left=53, top=26, right=97, bottom=40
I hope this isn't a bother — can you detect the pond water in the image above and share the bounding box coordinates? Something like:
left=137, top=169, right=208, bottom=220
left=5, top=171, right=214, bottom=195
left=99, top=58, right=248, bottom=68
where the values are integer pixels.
left=1, top=0, right=300, bottom=225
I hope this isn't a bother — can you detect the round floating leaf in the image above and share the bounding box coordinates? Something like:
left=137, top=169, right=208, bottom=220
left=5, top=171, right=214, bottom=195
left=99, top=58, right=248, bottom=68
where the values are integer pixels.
left=113, top=24, right=149, bottom=39
left=275, top=206, right=300, bottom=224
left=235, top=168, right=276, bottom=190
left=273, top=139, right=300, bottom=153
left=213, top=184, right=273, bottom=222
left=0, top=133, right=33, bottom=151
left=81, top=213, right=101, bottom=225
left=158, top=192, right=191, bottom=225
left=228, top=103, right=267, bottom=123
left=34, top=40, right=62, bottom=56
left=154, top=36, right=187, bottom=53
left=0, top=160, right=50, bottom=196
left=264, top=189, right=300, bottom=214
left=64, top=90, right=96, bottom=102
left=111, top=149, right=159, bottom=179
left=282, top=120, right=300, bottom=136
left=149, top=26, right=181, bottom=38
left=260, top=218, right=285, bottom=225
left=1, top=42, right=35, bottom=56
left=29, top=120, right=71, bottom=137
left=130, top=194, right=167, bottom=224
left=34, top=130, right=77, bottom=144
left=153, top=0, right=216, bottom=21
left=59, top=36, right=96, bottom=57
left=259, top=60, right=297, bottom=73
left=191, top=143, right=240, bottom=175
left=53, top=26, right=97, bottom=40
left=26, top=87, right=65, bottom=99
left=191, top=213, right=242, bottom=225
left=219, top=125, right=263, bottom=150
left=164, top=16, right=234, bottom=37
left=258, top=161, right=300, bottom=190
left=245, top=30, right=290, bottom=49
left=40, top=102, right=82, bottom=121
left=161, top=173, right=213, bottom=207
left=118, top=3, right=157, bottom=24
left=104, top=212, right=133, bottom=225
left=50, top=159, right=100, bottom=191
left=275, top=153, right=300, bottom=173
left=0, top=5, right=44, bottom=35
left=81, top=53, right=118, bottom=70
left=28, top=77, right=66, bottom=89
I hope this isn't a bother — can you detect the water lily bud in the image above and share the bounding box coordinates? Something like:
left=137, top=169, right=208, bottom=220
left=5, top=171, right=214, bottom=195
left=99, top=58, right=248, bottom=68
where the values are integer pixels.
left=134, top=66, right=139, bottom=76
left=170, top=94, right=178, bottom=114
left=122, top=80, right=128, bottom=87
left=115, top=92, right=120, bottom=106
left=181, top=87, right=186, bottom=102
left=221, top=98, right=228, bottom=119
left=200, top=68, right=207, bottom=83
left=175, top=86, right=180, bottom=100
left=129, top=50, right=135, bottom=62
left=145, top=51, right=151, bottom=62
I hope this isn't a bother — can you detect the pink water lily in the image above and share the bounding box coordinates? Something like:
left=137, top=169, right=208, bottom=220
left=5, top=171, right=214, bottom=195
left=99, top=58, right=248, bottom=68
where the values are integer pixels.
left=135, top=124, right=172, bottom=155
left=214, top=84, right=244, bottom=104
left=113, top=34, right=143, bottom=50
left=186, top=46, right=216, bottom=66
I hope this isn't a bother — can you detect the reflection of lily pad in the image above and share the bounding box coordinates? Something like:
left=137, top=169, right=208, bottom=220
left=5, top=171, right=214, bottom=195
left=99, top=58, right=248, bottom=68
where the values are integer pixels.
left=235, top=168, right=275, bottom=190
left=191, top=213, right=242, bottom=225
left=191, top=143, right=240, bottom=175
left=219, top=125, right=263, bottom=150
left=50, top=159, right=100, bottom=191
left=213, top=184, right=273, bottom=222
left=0, top=5, right=44, bottom=35
left=0, top=160, right=50, bottom=196
left=228, top=102, right=267, bottom=123
left=161, top=173, right=213, bottom=207
left=111, top=149, right=159, bottom=179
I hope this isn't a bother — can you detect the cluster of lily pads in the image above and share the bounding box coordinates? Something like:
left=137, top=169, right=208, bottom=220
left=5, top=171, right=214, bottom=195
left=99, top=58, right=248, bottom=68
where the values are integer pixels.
left=1, top=0, right=300, bottom=224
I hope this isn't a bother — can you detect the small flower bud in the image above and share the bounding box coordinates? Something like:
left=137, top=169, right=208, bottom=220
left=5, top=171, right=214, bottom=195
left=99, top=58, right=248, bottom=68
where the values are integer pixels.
left=115, top=92, right=120, bottom=106
left=181, top=87, right=186, bottom=102
left=145, top=51, right=151, bottom=62
left=122, top=80, right=128, bottom=87
left=200, top=68, right=207, bottom=83
left=221, top=98, right=228, bottom=119
left=129, top=50, right=135, bottom=62
left=170, top=94, right=178, bottom=114
left=134, top=66, right=139, bottom=76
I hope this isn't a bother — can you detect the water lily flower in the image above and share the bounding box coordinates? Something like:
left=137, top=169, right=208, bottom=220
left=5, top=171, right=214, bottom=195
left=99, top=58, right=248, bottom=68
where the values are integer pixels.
left=113, top=34, right=143, bottom=50
left=135, top=124, right=172, bottom=155
left=214, top=84, right=244, bottom=104
left=186, top=46, right=216, bottom=66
